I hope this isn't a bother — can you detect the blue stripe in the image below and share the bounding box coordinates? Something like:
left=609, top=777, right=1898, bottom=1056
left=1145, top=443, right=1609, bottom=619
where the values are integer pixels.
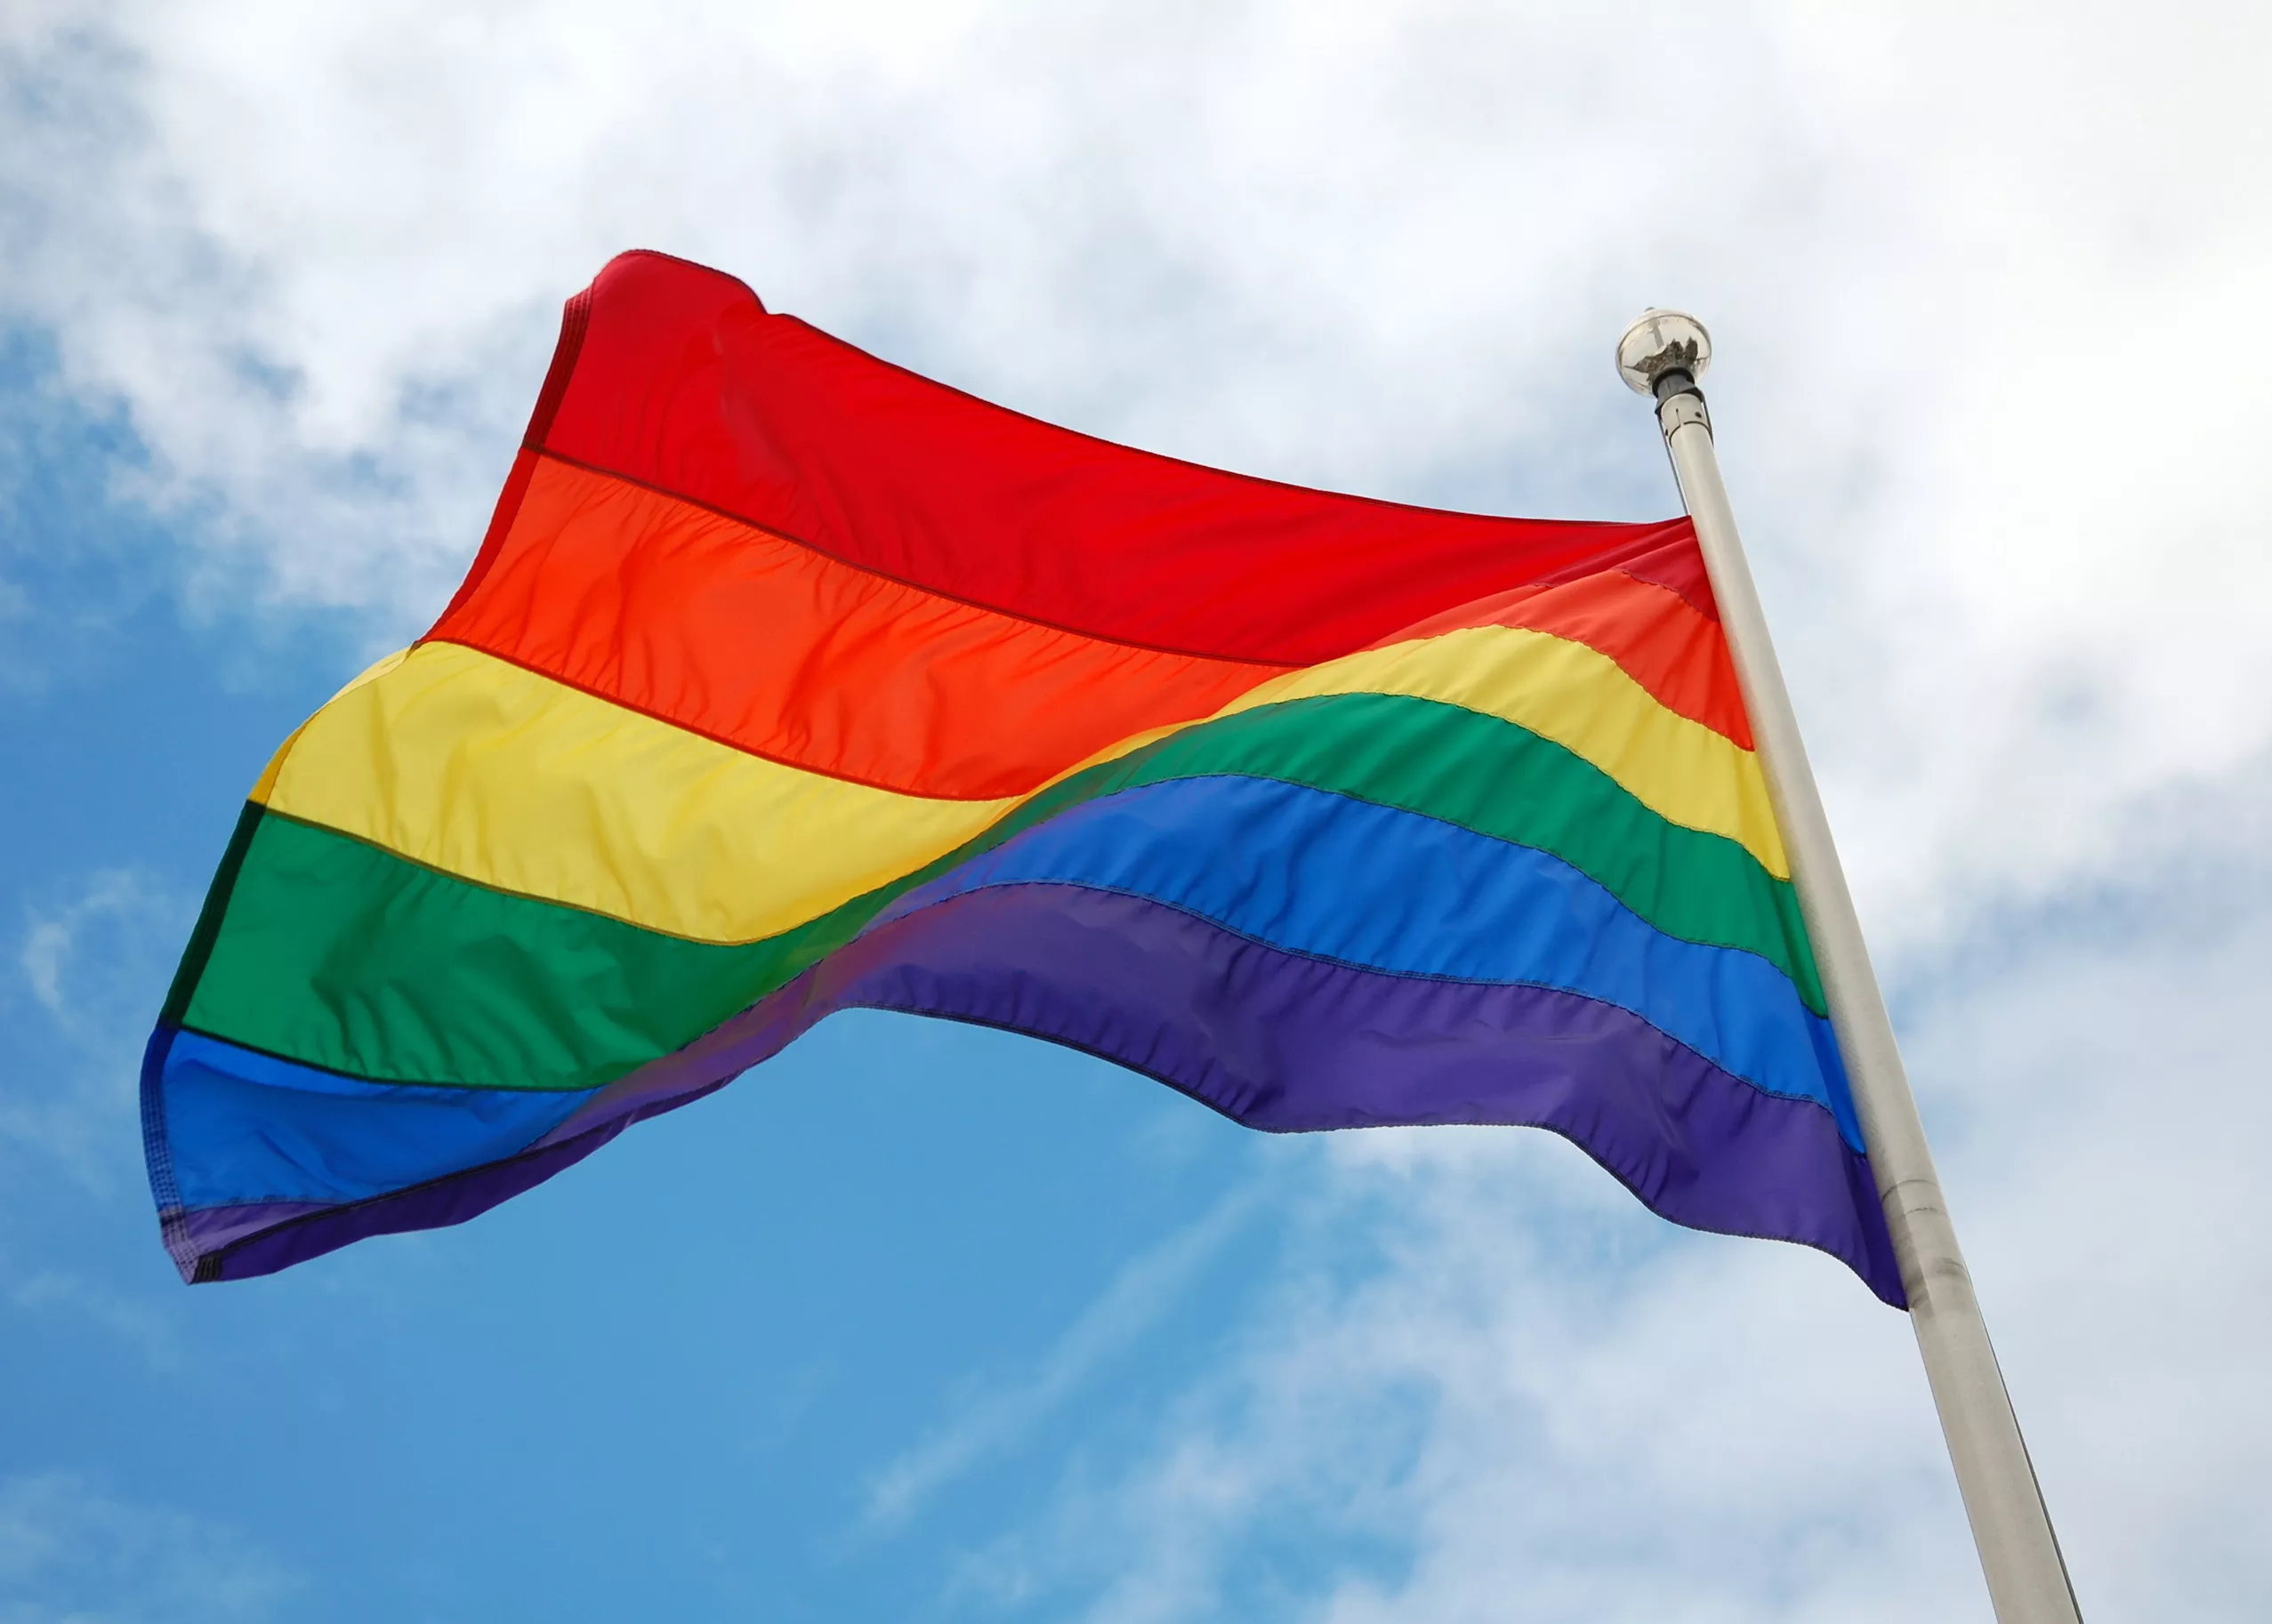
left=878, top=775, right=1859, bottom=1146
left=157, top=1029, right=598, bottom=1208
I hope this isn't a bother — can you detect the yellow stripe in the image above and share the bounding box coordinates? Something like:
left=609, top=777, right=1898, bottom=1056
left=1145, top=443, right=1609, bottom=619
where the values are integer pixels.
left=262, top=642, right=1017, bottom=943
left=262, top=625, right=1785, bottom=948
left=249, top=647, right=410, bottom=805
left=1209, top=626, right=1786, bottom=877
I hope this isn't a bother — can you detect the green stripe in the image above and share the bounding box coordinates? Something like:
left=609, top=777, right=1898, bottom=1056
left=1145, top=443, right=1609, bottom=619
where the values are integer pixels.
left=187, top=811, right=759, bottom=1089
left=184, top=693, right=1821, bottom=1091
left=160, top=800, right=264, bottom=1027
left=1084, top=694, right=1820, bottom=1008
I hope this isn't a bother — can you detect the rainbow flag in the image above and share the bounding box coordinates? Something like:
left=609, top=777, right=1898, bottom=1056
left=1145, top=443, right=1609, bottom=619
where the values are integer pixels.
left=142, top=251, right=1899, bottom=1301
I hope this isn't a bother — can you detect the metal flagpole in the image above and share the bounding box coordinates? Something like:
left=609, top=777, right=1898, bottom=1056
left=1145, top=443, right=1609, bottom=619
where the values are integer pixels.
left=1614, top=312, right=2082, bottom=1624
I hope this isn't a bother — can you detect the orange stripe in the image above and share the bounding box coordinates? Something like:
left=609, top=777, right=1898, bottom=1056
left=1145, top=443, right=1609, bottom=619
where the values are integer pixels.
left=429, top=457, right=1285, bottom=800
left=426, top=456, right=1750, bottom=798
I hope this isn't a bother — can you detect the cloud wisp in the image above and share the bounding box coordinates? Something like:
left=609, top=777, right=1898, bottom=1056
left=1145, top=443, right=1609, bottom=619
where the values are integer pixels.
left=0, top=1472, right=297, bottom=1623
left=866, top=1185, right=1264, bottom=1532
left=5, top=867, right=186, bottom=1188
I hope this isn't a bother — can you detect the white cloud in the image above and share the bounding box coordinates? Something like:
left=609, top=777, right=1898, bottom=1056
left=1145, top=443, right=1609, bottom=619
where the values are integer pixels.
left=6, top=869, right=186, bottom=1186
left=4, top=2, right=2267, bottom=942
left=0, top=1474, right=295, bottom=1624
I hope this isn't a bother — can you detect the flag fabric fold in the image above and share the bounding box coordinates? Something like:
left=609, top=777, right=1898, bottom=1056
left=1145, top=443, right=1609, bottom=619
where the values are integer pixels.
left=141, top=249, right=1901, bottom=1302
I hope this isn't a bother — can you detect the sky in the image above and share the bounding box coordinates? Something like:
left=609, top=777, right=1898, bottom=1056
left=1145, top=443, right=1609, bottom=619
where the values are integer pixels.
left=1, top=4, right=2268, bottom=1620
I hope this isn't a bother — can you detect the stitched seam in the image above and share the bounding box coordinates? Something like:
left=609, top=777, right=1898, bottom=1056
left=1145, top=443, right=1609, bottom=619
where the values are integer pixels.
left=518, top=447, right=1309, bottom=669
left=884, top=875, right=1847, bottom=1133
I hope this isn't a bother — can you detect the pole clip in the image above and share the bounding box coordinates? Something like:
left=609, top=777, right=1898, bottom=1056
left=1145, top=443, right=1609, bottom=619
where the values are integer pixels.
left=1654, top=374, right=1711, bottom=438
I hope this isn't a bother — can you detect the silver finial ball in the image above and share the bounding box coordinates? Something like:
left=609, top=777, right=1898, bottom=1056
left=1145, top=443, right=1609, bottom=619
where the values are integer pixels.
left=1615, top=310, right=1712, bottom=395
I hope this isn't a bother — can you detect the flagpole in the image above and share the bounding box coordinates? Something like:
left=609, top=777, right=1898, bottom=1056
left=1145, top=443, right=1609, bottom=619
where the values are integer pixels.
left=1615, top=313, right=2081, bottom=1623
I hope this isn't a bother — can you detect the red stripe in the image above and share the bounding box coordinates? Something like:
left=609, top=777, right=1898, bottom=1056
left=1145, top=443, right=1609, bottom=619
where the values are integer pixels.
left=528, top=251, right=1693, bottom=668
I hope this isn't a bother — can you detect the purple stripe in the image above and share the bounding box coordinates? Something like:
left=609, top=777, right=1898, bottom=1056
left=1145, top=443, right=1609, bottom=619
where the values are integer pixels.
left=173, top=1200, right=331, bottom=1256
left=192, top=883, right=1900, bottom=1304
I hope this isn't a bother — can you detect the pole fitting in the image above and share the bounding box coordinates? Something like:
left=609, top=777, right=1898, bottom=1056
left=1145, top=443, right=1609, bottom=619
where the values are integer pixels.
left=1616, top=310, right=1713, bottom=437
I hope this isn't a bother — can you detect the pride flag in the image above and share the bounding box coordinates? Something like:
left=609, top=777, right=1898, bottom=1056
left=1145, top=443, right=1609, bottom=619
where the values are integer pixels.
left=142, top=251, right=1899, bottom=1301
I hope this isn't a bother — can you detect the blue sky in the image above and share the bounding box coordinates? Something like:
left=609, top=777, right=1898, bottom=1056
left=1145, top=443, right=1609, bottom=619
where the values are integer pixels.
left=0, top=355, right=1348, bottom=1620
left=3, top=6, right=2269, bottom=1621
